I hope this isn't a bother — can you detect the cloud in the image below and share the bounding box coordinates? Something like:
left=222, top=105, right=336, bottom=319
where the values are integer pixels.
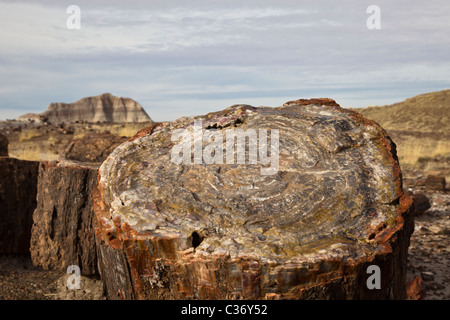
left=0, top=0, right=449, bottom=121
left=0, top=3, right=315, bottom=55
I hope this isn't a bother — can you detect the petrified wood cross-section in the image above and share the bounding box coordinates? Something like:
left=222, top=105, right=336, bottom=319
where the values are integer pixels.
left=30, top=160, right=99, bottom=275
left=93, top=98, right=414, bottom=300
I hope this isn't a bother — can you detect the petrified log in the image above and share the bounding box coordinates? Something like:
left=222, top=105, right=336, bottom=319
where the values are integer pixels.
left=94, top=98, right=414, bottom=300
left=61, top=132, right=128, bottom=163
left=424, top=175, right=446, bottom=192
left=406, top=275, right=426, bottom=300
left=30, top=160, right=99, bottom=275
left=0, top=157, right=39, bottom=254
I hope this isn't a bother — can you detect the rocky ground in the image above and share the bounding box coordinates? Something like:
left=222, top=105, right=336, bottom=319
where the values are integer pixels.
left=0, top=118, right=448, bottom=300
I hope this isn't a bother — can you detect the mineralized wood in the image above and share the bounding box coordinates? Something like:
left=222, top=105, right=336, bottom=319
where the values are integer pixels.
left=61, top=132, right=128, bottom=163
left=30, top=160, right=99, bottom=275
left=0, top=133, right=8, bottom=156
left=94, top=99, right=414, bottom=300
left=0, top=157, right=39, bottom=254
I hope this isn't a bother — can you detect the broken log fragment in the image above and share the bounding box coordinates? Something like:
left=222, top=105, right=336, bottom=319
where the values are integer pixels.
left=60, top=132, right=128, bottom=164
left=30, top=160, right=99, bottom=275
left=94, top=99, right=414, bottom=300
left=0, top=157, right=39, bottom=254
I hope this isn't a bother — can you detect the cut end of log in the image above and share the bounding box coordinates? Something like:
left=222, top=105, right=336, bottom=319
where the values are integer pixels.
left=93, top=99, right=414, bottom=299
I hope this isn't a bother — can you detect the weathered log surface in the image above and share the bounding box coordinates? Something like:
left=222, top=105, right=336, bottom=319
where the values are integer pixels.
left=60, top=132, right=128, bottom=163
left=0, top=133, right=8, bottom=156
left=94, top=98, right=414, bottom=300
left=30, top=160, right=99, bottom=275
left=0, top=157, right=39, bottom=254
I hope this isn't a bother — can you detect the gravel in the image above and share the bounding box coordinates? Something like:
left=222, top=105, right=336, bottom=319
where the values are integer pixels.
left=0, top=254, right=104, bottom=300
left=406, top=190, right=450, bottom=300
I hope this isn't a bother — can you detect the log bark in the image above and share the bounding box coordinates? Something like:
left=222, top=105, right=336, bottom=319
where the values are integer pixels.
left=30, top=160, right=99, bottom=275
left=94, top=99, right=414, bottom=300
left=0, top=157, right=39, bottom=254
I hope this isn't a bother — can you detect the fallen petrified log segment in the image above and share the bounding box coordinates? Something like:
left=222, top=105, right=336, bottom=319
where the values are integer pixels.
left=30, top=160, right=99, bottom=275
left=61, top=132, right=128, bottom=163
left=0, top=133, right=8, bottom=156
left=94, top=98, right=414, bottom=299
left=0, top=157, right=39, bottom=254
left=424, top=175, right=446, bottom=192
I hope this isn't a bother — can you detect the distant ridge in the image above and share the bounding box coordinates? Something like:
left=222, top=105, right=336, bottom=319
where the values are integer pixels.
left=18, top=93, right=153, bottom=123
left=352, top=89, right=450, bottom=164
left=353, top=89, right=450, bottom=133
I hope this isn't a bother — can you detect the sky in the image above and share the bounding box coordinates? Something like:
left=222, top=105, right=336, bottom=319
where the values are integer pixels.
left=0, top=0, right=449, bottom=122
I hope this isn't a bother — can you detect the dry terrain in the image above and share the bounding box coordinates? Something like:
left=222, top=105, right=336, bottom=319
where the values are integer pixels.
left=0, top=120, right=153, bottom=162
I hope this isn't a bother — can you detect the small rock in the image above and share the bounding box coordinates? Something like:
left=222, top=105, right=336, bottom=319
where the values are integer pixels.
left=421, top=271, right=435, bottom=281
left=53, top=274, right=104, bottom=300
left=60, top=132, right=127, bottom=163
left=411, top=192, right=431, bottom=216
left=406, top=276, right=426, bottom=300
left=428, top=225, right=448, bottom=235
left=425, top=175, right=446, bottom=191
left=415, top=179, right=425, bottom=187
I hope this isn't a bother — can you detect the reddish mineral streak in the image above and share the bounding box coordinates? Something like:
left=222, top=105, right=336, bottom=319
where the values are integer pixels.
left=24, top=160, right=100, bottom=274
left=126, top=124, right=159, bottom=143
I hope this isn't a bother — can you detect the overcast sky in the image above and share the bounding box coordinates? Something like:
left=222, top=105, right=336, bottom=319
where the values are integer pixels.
left=0, top=0, right=449, bottom=121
